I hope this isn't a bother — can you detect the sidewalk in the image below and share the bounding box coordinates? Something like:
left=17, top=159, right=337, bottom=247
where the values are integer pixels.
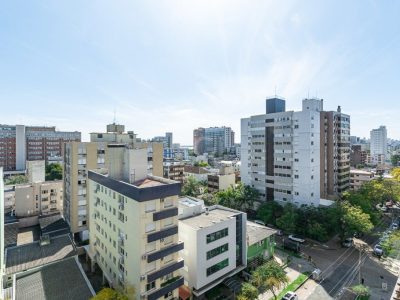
left=258, top=250, right=314, bottom=300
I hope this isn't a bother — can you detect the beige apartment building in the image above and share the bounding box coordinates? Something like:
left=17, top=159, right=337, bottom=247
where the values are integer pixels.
left=207, top=165, right=235, bottom=193
left=64, top=125, right=163, bottom=240
left=64, top=142, right=106, bottom=238
left=350, top=169, right=374, bottom=191
left=14, top=181, right=63, bottom=217
left=87, top=147, right=184, bottom=300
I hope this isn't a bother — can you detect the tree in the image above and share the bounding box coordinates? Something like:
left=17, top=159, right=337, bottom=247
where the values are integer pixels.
left=213, top=183, right=259, bottom=211
left=391, top=154, right=400, bottom=166
left=91, top=288, right=128, bottom=300
left=256, top=201, right=284, bottom=226
left=391, top=167, right=400, bottom=181
left=181, top=176, right=205, bottom=197
left=340, top=202, right=373, bottom=239
left=351, top=284, right=370, bottom=299
left=5, top=175, right=28, bottom=185
left=276, top=204, right=298, bottom=234
left=45, top=163, right=63, bottom=181
left=238, top=282, right=259, bottom=300
left=251, top=260, right=288, bottom=299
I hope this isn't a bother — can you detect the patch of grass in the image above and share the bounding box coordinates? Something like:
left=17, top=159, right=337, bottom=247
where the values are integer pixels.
left=270, top=273, right=309, bottom=300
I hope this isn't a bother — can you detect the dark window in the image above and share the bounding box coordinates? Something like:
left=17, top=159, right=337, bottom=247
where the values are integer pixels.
left=206, top=258, right=229, bottom=276
left=207, top=243, right=229, bottom=260
left=206, top=228, right=228, bottom=244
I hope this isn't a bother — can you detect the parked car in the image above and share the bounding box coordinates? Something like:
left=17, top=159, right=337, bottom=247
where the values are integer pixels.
left=373, top=244, right=384, bottom=257
left=283, top=240, right=300, bottom=253
left=392, top=223, right=399, bottom=230
left=288, top=234, right=305, bottom=243
left=342, top=238, right=354, bottom=248
left=254, top=220, right=266, bottom=226
left=282, top=291, right=298, bottom=300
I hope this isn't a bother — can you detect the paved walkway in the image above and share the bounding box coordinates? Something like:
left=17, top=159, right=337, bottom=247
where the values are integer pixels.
left=258, top=250, right=315, bottom=300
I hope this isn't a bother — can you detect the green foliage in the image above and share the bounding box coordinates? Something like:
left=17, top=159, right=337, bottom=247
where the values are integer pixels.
left=340, top=202, right=373, bottom=238
left=380, top=231, right=400, bottom=258
left=45, top=163, right=63, bottom=181
left=256, top=201, right=283, bottom=226
left=238, top=282, right=259, bottom=300
left=351, top=284, right=370, bottom=298
left=392, top=167, right=400, bottom=181
left=193, top=161, right=208, bottom=167
left=91, top=288, right=129, bottom=300
left=391, top=155, right=400, bottom=166
left=181, top=176, right=206, bottom=197
left=5, top=175, right=28, bottom=185
left=213, top=183, right=259, bottom=211
left=276, top=205, right=298, bottom=234
left=273, top=273, right=309, bottom=300
left=251, top=260, right=288, bottom=299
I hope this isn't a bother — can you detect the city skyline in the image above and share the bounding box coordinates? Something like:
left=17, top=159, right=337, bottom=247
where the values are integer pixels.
left=1, top=1, right=400, bottom=144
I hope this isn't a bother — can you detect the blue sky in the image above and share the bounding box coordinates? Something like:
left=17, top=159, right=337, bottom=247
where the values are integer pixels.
left=1, top=1, right=399, bottom=144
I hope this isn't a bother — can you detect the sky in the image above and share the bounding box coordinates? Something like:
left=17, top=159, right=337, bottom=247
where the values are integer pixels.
left=1, top=1, right=399, bottom=145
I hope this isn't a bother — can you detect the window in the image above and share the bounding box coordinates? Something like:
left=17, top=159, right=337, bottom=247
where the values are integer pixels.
left=207, top=243, right=229, bottom=260
left=145, top=200, right=156, bottom=213
left=146, top=222, right=156, bottom=233
left=146, top=241, right=156, bottom=253
left=294, top=175, right=299, bottom=179
left=207, top=228, right=228, bottom=243
left=164, top=217, right=173, bottom=227
left=146, top=281, right=156, bottom=291
left=206, top=258, right=229, bottom=276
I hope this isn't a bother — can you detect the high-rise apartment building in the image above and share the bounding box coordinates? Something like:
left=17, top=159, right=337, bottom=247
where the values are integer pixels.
left=193, top=128, right=205, bottom=155
left=370, top=126, right=388, bottom=165
left=65, top=125, right=163, bottom=239
left=320, top=108, right=351, bottom=198
left=193, top=127, right=235, bottom=156
left=241, top=97, right=350, bottom=206
left=87, top=146, right=183, bottom=300
left=64, top=142, right=106, bottom=239
left=0, top=125, right=81, bottom=172
left=165, top=132, right=173, bottom=149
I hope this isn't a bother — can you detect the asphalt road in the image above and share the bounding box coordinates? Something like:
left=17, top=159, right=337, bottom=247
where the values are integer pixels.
left=276, top=219, right=398, bottom=299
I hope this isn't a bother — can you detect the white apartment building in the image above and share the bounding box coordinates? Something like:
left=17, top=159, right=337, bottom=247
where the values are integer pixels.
left=88, top=147, right=184, bottom=300
left=370, top=126, right=388, bottom=164
left=350, top=169, right=374, bottom=191
left=178, top=197, right=247, bottom=297
left=241, top=98, right=321, bottom=206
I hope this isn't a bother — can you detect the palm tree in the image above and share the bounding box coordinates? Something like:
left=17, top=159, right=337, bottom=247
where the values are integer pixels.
left=251, top=260, right=288, bottom=299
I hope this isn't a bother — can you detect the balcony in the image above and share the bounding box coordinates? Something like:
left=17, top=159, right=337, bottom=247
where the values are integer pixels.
left=147, top=226, right=178, bottom=243
left=147, top=259, right=184, bottom=282
left=147, top=241, right=184, bottom=263
left=147, top=276, right=184, bottom=300
left=153, top=207, right=178, bottom=221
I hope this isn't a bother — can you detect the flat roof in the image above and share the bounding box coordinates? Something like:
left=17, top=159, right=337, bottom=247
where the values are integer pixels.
left=350, top=169, right=373, bottom=175
left=179, top=207, right=239, bottom=230
left=246, top=221, right=277, bottom=245
left=15, top=257, right=94, bottom=300
left=6, top=235, right=76, bottom=275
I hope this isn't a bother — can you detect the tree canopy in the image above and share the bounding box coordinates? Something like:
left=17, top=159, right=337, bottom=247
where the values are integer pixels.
left=213, top=183, right=259, bottom=211
left=4, top=175, right=28, bottom=185
left=91, top=288, right=128, bottom=300
left=45, top=163, right=63, bottom=181
left=181, top=176, right=207, bottom=197
left=238, top=282, right=259, bottom=300
left=251, top=260, right=288, bottom=299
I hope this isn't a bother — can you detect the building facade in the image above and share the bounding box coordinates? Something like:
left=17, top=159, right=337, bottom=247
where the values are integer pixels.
left=14, top=181, right=63, bottom=217
left=320, top=107, right=351, bottom=199
left=64, top=142, right=106, bottom=238
left=178, top=198, right=247, bottom=297
left=350, top=169, right=374, bottom=191
left=370, top=126, right=388, bottom=165
left=241, top=98, right=321, bottom=206
left=163, top=163, right=185, bottom=183
left=193, top=127, right=234, bottom=156
left=0, top=167, right=4, bottom=293
left=241, top=97, right=350, bottom=206
left=0, top=125, right=80, bottom=172
left=87, top=155, right=184, bottom=300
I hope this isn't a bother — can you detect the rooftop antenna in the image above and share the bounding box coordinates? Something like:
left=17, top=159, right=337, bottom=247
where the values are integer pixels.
left=113, top=108, right=116, bottom=124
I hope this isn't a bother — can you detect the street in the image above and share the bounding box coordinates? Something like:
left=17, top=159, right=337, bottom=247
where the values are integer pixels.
left=276, top=221, right=398, bottom=299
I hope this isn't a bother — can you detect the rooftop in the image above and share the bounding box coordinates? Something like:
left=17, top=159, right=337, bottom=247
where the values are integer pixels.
left=133, top=178, right=166, bottom=188
left=15, top=257, right=94, bottom=300
left=39, top=214, right=70, bottom=238
left=179, top=206, right=240, bottom=230
left=246, top=221, right=277, bottom=245
left=5, top=222, right=19, bottom=248
left=6, top=235, right=76, bottom=275
left=350, top=169, right=373, bottom=175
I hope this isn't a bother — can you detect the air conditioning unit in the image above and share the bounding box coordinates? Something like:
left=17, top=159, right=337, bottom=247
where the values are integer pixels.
left=141, top=254, right=147, bottom=260
left=140, top=275, right=146, bottom=281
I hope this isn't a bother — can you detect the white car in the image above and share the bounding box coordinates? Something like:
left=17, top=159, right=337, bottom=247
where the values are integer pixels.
left=288, top=234, right=305, bottom=243
left=282, top=291, right=298, bottom=300
left=374, top=244, right=383, bottom=256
